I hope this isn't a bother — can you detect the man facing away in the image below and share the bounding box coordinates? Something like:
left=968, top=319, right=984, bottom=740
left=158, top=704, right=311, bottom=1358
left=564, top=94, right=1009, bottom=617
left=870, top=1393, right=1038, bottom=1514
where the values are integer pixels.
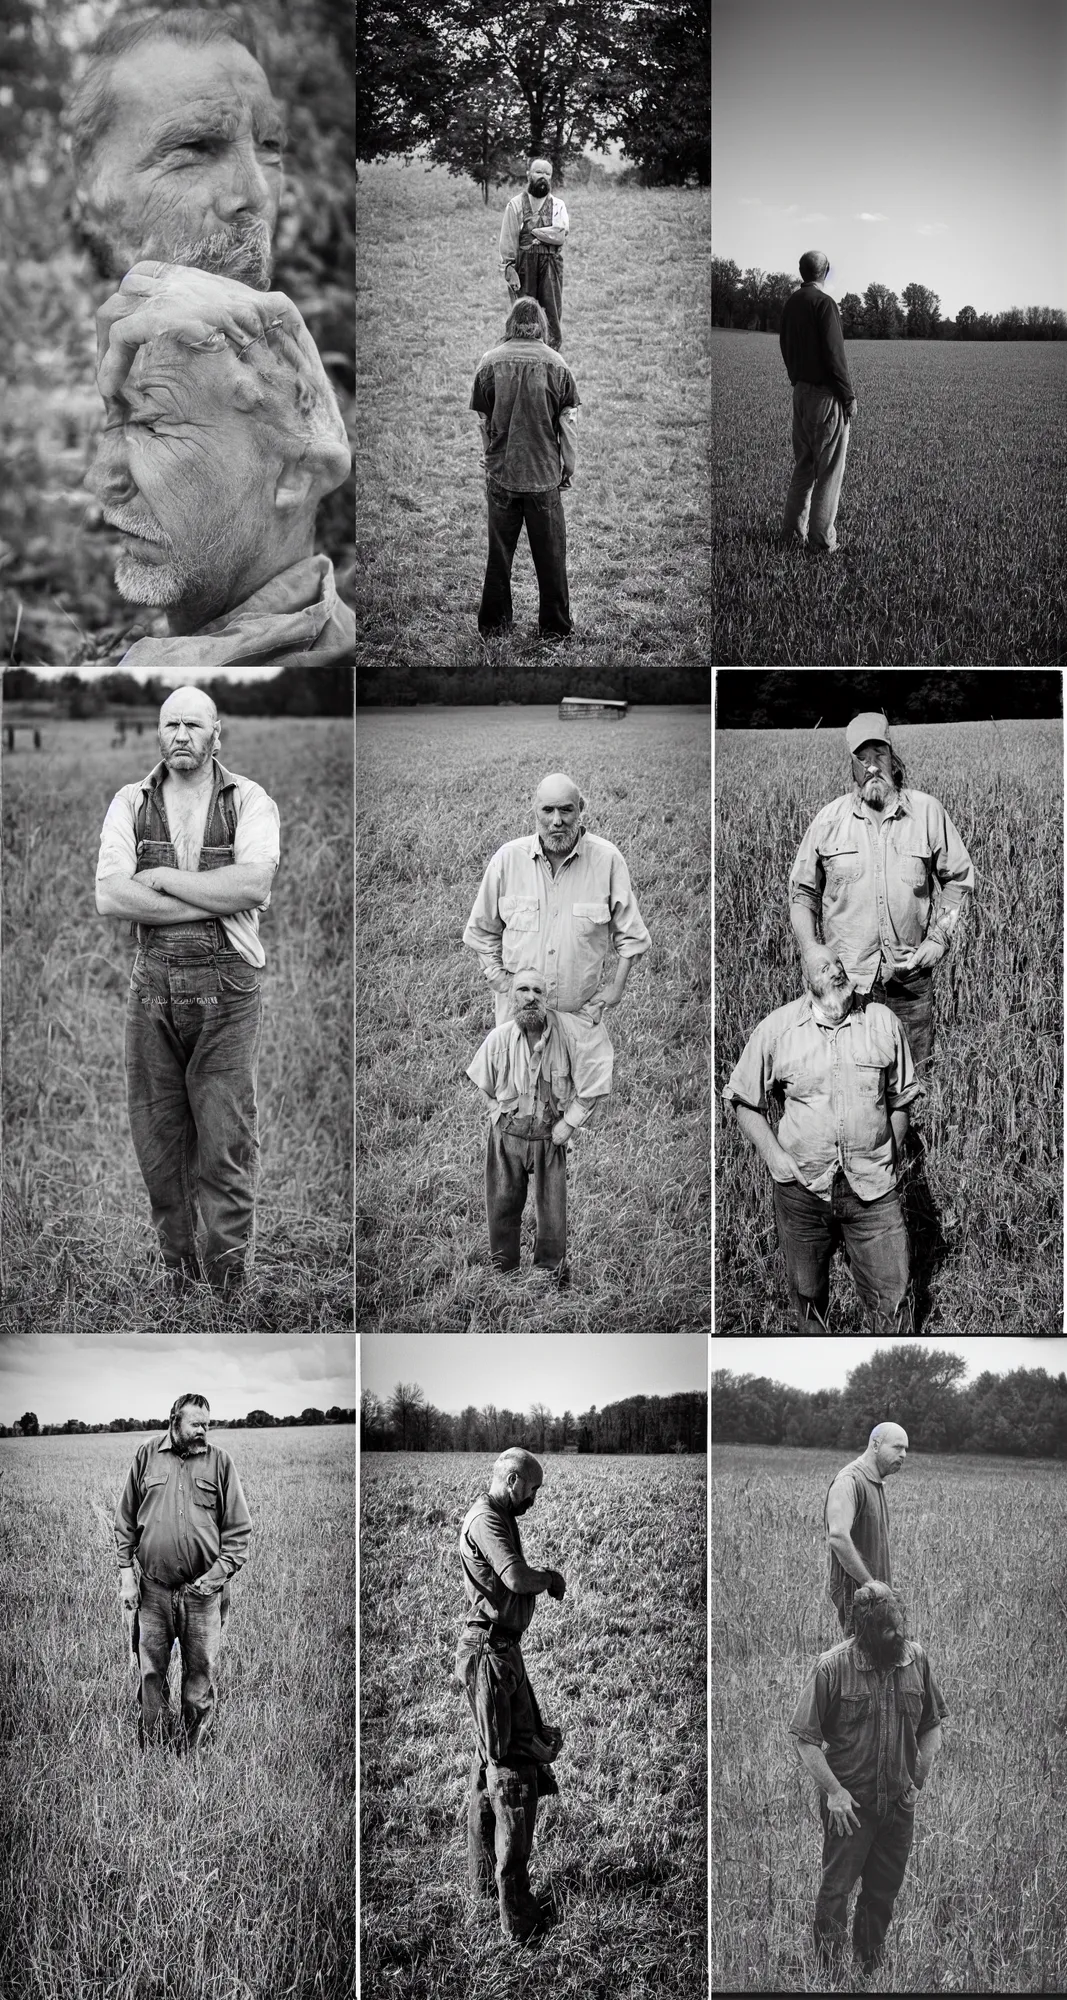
left=456, top=1449, right=565, bottom=1943
left=789, top=1582, right=947, bottom=1979
left=115, top=1392, right=252, bottom=1752
left=470, top=297, right=580, bottom=642
left=95, top=684, right=280, bottom=1297
left=499, top=157, right=570, bottom=350
left=825, top=1424, right=909, bottom=1633
left=779, top=250, right=857, bottom=554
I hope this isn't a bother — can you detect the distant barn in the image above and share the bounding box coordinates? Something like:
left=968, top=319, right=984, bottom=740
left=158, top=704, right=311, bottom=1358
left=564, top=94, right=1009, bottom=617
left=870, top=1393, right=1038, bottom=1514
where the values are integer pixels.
left=558, top=696, right=628, bottom=722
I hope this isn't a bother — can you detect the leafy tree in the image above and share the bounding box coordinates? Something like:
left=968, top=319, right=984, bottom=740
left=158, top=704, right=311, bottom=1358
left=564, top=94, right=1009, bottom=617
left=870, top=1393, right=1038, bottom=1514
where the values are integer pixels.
left=18, top=1411, right=39, bottom=1436
left=955, top=304, right=978, bottom=339
left=300, top=1406, right=326, bottom=1426
left=608, top=0, right=710, bottom=187
left=902, top=282, right=941, bottom=339
left=246, top=1409, right=275, bottom=1427
left=839, top=1345, right=968, bottom=1451
left=356, top=0, right=450, bottom=159
left=863, top=281, right=902, bottom=338
left=838, top=291, right=865, bottom=339
left=711, top=256, right=741, bottom=327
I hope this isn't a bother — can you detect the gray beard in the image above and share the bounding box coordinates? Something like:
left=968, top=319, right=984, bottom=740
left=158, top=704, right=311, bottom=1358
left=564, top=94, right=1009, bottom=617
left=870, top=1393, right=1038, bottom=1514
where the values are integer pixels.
left=166, top=217, right=273, bottom=289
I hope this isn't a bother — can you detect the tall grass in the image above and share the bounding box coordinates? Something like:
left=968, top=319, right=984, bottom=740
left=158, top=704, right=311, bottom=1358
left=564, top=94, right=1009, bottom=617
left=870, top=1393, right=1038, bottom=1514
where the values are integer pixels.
left=714, top=720, right=1063, bottom=1331
left=711, top=1443, right=1067, bottom=1992
left=361, top=1451, right=707, bottom=2000
left=0, top=1427, right=355, bottom=2000
left=1, top=717, right=354, bottom=1333
left=710, top=331, right=1067, bottom=664
left=356, top=705, right=710, bottom=1332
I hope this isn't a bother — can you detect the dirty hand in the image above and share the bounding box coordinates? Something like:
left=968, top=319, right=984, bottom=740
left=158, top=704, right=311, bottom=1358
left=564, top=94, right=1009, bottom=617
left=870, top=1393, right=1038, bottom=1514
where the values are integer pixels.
left=550, top=1119, right=573, bottom=1146
left=827, top=1786, right=860, bottom=1836
left=119, top=1567, right=139, bottom=1613
left=896, top=938, right=943, bottom=974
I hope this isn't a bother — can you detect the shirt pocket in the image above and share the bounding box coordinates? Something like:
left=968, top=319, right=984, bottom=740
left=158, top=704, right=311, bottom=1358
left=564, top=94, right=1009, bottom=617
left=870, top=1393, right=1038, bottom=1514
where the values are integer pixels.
left=898, top=851, right=930, bottom=892
left=852, top=1057, right=885, bottom=1097
left=136, top=1474, right=167, bottom=1521
left=192, top=1477, right=219, bottom=1510
left=572, top=899, right=611, bottom=935
left=837, top=1691, right=872, bottom=1742
left=821, top=846, right=861, bottom=889
left=499, top=897, right=539, bottom=966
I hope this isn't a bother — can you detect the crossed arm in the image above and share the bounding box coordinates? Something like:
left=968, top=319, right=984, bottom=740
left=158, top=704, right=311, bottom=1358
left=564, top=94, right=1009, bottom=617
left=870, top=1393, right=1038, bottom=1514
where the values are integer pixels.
left=96, top=863, right=274, bottom=923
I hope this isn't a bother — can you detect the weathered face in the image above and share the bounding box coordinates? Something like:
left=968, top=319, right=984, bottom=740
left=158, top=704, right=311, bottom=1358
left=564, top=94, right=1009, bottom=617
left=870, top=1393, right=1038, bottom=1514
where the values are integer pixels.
left=852, top=739, right=894, bottom=807
left=534, top=787, right=581, bottom=855
left=511, top=1470, right=543, bottom=1515
left=807, top=951, right=854, bottom=1019
left=78, top=38, right=284, bottom=287
left=875, top=1432, right=909, bottom=1477
left=511, top=972, right=548, bottom=1030
left=173, top=1404, right=210, bottom=1450
left=528, top=159, right=552, bottom=193
left=158, top=695, right=219, bottom=775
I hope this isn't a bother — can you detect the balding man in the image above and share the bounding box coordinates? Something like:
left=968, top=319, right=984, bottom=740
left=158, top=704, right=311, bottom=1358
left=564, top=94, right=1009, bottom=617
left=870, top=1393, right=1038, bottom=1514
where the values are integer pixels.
left=95, top=686, right=280, bottom=1297
left=463, top=770, right=650, bottom=1050
left=779, top=250, right=857, bottom=554
left=825, top=1426, right=910, bottom=1633
left=456, top=1449, right=566, bottom=1942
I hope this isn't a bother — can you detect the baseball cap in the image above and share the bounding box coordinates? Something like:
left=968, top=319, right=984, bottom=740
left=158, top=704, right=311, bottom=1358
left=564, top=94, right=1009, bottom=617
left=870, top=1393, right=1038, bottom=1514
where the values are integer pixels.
left=846, top=712, right=891, bottom=756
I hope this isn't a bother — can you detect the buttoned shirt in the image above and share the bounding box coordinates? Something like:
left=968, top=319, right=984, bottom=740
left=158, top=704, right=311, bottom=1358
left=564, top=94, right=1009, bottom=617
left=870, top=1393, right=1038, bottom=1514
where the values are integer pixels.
left=790, top=786, right=975, bottom=991
left=722, top=995, right=922, bottom=1202
left=459, top=1492, right=536, bottom=1637
left=113, top=555, right=355, bottom=671
left=789, top=1638, right=949, bottom=1815
left=499, top=191, right=570, bottom=274
left=463, top=830, right=651, bottom=1013
left=114, top=1432, right=253, bottom=1590
left=470, top=339, right=580, bottom=492
left=96, top=757, right=281, bottom=968
left=466, top=1012, right=613, bottom=1132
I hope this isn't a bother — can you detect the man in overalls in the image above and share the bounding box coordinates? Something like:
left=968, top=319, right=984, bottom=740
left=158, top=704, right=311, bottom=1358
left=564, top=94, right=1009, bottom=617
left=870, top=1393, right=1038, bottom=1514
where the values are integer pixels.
left=499, top=157, right=570, bottom=350
left=95, top=685, right=280, bottom=1297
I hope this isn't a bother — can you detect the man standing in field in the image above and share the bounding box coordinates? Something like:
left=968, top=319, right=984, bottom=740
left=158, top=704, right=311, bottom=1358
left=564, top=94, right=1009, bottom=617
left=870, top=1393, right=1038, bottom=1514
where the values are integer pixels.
left=499, top=158, right=569, bottom=350
left=779, top=250, right=857, bottom=554
left=469, top=297, right=580, bottom=641
left=825, top=1425, right=909, bottom=1633
left=456, top=1448, right=565, bottom=1942
left=789, top=1581, right=947, bottom=1979
left=95, top=684, right=280, bottom=1297
left=115, top=1392, right=252, bottom=1752
left=722, top=952, right=921, bottom=1331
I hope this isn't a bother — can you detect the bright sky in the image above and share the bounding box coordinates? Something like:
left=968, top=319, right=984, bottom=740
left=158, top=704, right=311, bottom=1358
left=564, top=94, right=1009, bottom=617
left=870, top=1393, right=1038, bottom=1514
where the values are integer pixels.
left=712, top=0, right=1067, bottom=316
left=712, top=1337, right=1067, bottom=1394
left=25, top=667, right=285, bottom=686
left=360, top=1336, right=707, bottom=1414
left=0, top=1337, right=355, bottom=1426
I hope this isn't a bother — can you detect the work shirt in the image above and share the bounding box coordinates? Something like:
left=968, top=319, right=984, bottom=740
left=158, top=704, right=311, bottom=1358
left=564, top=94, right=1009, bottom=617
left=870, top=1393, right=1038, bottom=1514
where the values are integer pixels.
left=778, top=283, right=855, bottom=407
left=463, top=830, right=651, bottom=1013
left=470, top=340, right=580, bottom=492
left=825, top=1457, right=892, bottom=1613
left=722, top=995, right=922, bottom=1203
left=114, top=555, right=355, bottom=671
left=97, top=757, right=280, bottom=969
left=499, top=191, right=570, bottom=275
left=459, top=1492, right=537, bottom=1637
left=114, top=1432, right=253, bottom=1590
left=789, top=1638, right=949, bottom=1816
left=790, top=787, right=975, bottom=992
left=466, top=1012, right=613, bottom=1133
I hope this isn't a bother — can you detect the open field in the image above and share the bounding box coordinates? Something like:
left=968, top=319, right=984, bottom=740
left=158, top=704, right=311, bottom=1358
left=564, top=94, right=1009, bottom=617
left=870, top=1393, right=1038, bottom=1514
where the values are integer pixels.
left=355, top=161, right=709, bottom=696
left=714, top=720, right=1063, bottom=1332
left=361, top=1450, right=706, bottom=2000
left=711, top=1442, right=1067, bottom=1992
left=711, top=332, right=1067, bottom=664
left=356, top=705, right=710, bottom=1332
left=1, top=717, right=353, bottom=1334
left=0, top=1426, right=355, bottom=2000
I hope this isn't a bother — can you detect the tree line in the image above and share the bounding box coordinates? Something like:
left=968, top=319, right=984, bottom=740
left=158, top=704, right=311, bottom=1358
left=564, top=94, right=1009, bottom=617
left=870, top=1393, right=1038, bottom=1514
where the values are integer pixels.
left=715, top=669, right=1061, bottom=730
left=3, top=1410, right=356, bottom=1437
left=713, top=1349, right=1067, bottom=1460
left=357, top=0, right=709, bottom=196
left=4, top=667, right=353, bottom=718
left=361, top=1384, right=707, bottom=1453
left=712, top=259, right=1067, bottom=342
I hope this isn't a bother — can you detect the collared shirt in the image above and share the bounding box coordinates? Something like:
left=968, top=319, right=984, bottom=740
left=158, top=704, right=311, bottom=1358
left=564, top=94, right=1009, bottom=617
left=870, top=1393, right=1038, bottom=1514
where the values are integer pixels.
left=96, top=757, right=281, bottom=968
left=789, top=1638, right=949, bottom=1815
left=722, top=994, right=922, bottom=1202
left=462, top=830, right=651, bottom=1013
left=824, top=1457, right=892, bottom=1605
left=790, top=786, right=975, bottom=991
left=499, top=191, right=570, bottom=273
left=113, top=555, right=354, bottom=671
left=114, top=1431, right=253, bottom=1589
left=470, top=340, right=580, bottom=492
left=459, top=1492, right=536, bottom=1637
left=466, top=1012, right=613, bottom=1130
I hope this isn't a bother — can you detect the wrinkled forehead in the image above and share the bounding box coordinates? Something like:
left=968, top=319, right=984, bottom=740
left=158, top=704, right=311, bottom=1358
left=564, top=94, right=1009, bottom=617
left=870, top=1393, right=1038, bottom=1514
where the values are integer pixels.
left=107, top=36, right=280, bottom=142
left=113, top=333, right=260, bottom=421
left=159, top=693, right=217, bottom=729
left=880, top=1427, right=908, bottom=1447
left=513, top=970, right=547, bottom=993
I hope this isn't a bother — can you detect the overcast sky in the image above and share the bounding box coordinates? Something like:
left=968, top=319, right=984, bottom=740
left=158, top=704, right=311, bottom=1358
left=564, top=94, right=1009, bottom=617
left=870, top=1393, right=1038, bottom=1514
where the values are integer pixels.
left=24, top=666, right=285, bottom=686
left=713, top=0, right=1067, bottom=317
left=0, top=1337, right=355, bottom=1425
left=360, top=1336, right=707, bottom=1414
left=712, top=1337, right=1067, bottom=1393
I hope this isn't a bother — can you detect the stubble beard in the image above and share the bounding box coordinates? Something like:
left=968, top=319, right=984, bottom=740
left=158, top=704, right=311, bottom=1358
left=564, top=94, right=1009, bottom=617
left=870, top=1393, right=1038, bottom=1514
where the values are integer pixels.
left=168, top=217, right=274, bottom=289
left=541, top=826, right=579, bottom=856
left=114, top=508, right=250, bottom=627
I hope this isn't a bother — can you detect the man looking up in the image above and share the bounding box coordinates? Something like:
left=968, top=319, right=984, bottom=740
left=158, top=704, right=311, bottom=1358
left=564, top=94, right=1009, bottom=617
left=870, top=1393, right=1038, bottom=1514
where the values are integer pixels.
left=779, top=250, right=857, bottom=554
left=498, top=156, right=570, bottom=350
left=824, top=1424, right=909, bottom=1633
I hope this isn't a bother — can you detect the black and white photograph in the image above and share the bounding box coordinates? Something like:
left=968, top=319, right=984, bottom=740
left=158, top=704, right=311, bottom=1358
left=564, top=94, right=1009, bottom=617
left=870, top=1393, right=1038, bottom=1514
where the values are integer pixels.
left=714, top=670, right=1063, bottom=1334
left=711, top=1334, right=1067, bottom=1992
left=0, top=1334, right=355, bottom=1996
left=360, top=1332, right=707, bottom=1992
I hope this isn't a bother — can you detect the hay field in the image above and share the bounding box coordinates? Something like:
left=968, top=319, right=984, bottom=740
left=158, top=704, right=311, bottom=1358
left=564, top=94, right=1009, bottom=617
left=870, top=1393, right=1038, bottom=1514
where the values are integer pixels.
left=1, top=716, right=353, bottom=1334
left=356, top=704, right=710, bottom=1333
left=710, top=332, right=1067, bottom=664
left=711, top=1442, right=1067, bottom=1992
left=360, top=1450, right=707, bottom=2000
left=0, top=1426, right=355, bottom=2000
left=714, top=720, right=1063, bottom=1332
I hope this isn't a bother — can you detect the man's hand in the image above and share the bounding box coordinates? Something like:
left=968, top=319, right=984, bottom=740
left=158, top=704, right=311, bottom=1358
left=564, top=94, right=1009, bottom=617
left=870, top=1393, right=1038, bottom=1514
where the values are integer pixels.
left=545, top=1570, right=566, bottom=1600
left=827, top=1785, right=861, bottom=1836
left=896, top=938, right=944, bottom=975
left=900, top=1781, right=921, bottom=1808
left=583, top=987, right=618, bottom=1026
left=135, top=867, right=177, bottom=896
left=505, top=265, right=521, bottom=294
left=119, top=1567, right=139, bottom=1613
left=559, top=470, right=572, bottom=490
left=550, top=1119, right=573, bottom=1146
left=845, top=400, right=858, bottom=423
left=774, top=1141, right=809, bottom=1188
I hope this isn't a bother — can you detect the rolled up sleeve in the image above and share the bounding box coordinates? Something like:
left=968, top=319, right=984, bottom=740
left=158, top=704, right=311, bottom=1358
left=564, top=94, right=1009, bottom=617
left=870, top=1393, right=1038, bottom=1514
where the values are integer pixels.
left=463, top=860, right=507, bottom=976
left=232, top=782, right=280, bottom=893
left=927, top=806, right=974, bottom=944
left=499, top=199, right=520, bottom=273
left=789, top=817, right=825, bottom=913
left=96, top=787, right=139, bottom=890
left=607, top=856, right=651, bottom=959
left=884, top=1018, right=923, bottom=1112
left=722, top=1024, right=773, bottom=1114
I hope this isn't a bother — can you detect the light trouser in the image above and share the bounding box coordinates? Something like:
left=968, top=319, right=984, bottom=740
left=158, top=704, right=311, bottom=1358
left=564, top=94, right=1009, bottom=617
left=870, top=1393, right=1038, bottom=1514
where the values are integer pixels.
left=136, top=1574, right=229, bottom=1751
left=456, top=1627, right=551, bottom=1939
left=814, top=1790, right=916, bottom=1969
left=782, top=383, right=850, bottom=551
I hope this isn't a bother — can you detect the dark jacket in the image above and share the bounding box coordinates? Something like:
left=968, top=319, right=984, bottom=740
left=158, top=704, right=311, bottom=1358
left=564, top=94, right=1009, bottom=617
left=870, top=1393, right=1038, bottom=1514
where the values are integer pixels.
left=779, top=284, right=855, bottom=407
